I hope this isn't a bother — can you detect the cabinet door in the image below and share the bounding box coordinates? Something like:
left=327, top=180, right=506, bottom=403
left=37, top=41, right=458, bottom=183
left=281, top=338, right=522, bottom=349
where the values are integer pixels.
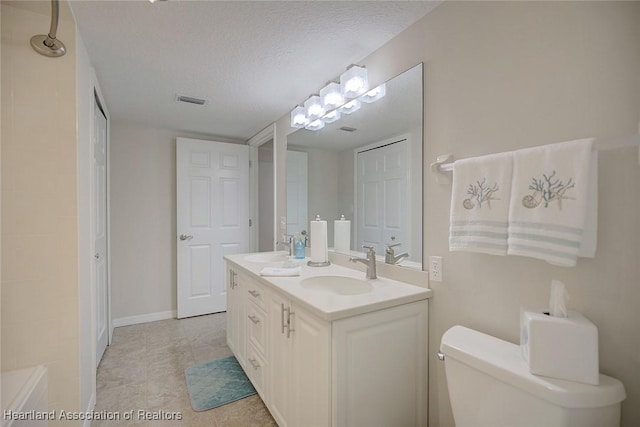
left=290, top=305, right=330, bottom=427
left=333, top=300, right=428, bottom=427
left=227, top=267, right=246, bottom=368
left=267, top=290, right=290, bottom=427
left=226, top=266, right=237, bottom=352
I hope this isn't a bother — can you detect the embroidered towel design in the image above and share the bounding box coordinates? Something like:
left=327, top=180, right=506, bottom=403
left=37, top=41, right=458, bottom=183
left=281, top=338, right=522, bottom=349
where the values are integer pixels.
left=522, top=171, right=575, bottom=209
left=450, top=152, right=513, bottom=256
left=464, top=179, right=500, bottom=210
left=508, top=139, right=594, bottom=267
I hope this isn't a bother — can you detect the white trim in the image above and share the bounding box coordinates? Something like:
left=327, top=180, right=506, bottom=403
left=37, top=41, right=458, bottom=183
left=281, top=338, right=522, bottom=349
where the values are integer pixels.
left=112, top=310, right=177, bottom=328
left=247, top=123, right=276, bottom=251
left=82, top=392, right=96, bottom=427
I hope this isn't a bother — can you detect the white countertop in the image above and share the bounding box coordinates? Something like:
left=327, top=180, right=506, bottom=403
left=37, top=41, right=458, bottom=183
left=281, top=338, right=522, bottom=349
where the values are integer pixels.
left=224, top=252, right=432, bottom=321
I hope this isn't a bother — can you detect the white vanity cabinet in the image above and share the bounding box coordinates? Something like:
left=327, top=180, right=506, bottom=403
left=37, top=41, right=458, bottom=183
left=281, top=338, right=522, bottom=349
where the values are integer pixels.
left=225, top=258, right=429, bottom=427
left=267, top=288, right=330, bottom=427
left=332, top=300, right=428, bottom=426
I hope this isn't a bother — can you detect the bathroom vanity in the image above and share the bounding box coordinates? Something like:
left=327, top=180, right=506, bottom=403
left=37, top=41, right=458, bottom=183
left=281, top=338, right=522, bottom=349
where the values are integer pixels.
left=225, top=252, right=431, bottom=427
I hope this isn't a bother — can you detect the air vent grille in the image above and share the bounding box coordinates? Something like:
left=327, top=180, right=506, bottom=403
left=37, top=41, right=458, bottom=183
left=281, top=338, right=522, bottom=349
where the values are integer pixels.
left=177, top=95, right=206, bottom=105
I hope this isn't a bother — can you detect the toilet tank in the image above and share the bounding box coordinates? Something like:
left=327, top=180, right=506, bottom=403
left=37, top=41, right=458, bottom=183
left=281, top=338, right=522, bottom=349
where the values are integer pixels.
left=440, top=326, right=625, bottom=427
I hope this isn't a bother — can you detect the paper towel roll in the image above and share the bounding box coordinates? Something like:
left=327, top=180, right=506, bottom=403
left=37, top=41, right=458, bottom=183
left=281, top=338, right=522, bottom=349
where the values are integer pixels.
left=310, top=215, right=328, bottom=263
left=334, top=215, right=351, bottom=253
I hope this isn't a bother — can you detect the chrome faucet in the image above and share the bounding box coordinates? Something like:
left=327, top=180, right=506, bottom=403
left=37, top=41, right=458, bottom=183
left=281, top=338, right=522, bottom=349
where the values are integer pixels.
left=277, top=234, right=295, bottom=256
left=349, top=245, right=377, bottom=279
left=385, top=240, right=409, bottom=265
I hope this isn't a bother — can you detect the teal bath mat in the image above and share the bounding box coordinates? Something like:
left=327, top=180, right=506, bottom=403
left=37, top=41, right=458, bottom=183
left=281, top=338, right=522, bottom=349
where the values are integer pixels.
left=184, top=355, right=256, bottom=411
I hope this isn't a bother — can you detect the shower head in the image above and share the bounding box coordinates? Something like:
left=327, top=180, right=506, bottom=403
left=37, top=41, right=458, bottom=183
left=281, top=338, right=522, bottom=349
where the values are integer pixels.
left=30, top=0, right=66, bottom=57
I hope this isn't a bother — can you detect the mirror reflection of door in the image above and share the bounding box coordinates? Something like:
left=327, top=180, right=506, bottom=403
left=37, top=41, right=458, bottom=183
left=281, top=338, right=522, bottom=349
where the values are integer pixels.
left=356, top=138, right=409, bottom=256
left=286, top=150, right=308, bottom=236
left=258, top=140, right=275, bottom=252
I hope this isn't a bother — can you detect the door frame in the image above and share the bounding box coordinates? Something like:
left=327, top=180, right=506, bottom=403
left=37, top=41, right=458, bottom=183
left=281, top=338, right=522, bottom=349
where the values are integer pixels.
left=248, top=124, right=277, bottom=252
left=353, top=133, right=412, bottom=254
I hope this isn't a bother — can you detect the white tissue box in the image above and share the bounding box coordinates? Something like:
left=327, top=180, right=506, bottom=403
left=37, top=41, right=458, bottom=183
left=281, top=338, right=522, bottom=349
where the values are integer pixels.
left=520, top=309, right=599, bottom=385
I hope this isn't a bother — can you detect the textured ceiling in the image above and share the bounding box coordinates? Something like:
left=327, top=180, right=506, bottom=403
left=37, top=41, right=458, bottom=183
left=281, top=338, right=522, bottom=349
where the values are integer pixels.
left=70, top=0, right=439, bottom=141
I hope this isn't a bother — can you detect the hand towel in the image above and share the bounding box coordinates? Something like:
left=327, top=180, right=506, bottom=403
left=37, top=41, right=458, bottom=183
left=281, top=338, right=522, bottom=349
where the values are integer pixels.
left=507, top=138, right=595, bottom=266
left=449, top=152, right=513, bottom=255
left=259, top=266, right=301, bottom=277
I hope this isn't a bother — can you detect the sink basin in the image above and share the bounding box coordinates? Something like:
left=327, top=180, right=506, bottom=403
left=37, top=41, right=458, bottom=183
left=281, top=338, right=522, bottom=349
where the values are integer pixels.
left=300, top=276, right=373, bottom=295
left=244, top=252, right=290, bottom=263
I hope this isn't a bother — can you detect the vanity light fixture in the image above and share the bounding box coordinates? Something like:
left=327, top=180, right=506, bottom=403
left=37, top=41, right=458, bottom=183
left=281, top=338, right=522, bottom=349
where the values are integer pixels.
left=322, top=109, right=341, bottom=124
left=290, top=105, right=309, bottom=129
left=305, top=119, right=325, bottom=131
left=289, top=64, right=383, bottom=130
left=304, top=95, right=325, bottom=121
left=340, top=65, right=369, bottom=99
left=319, top=82, right=344, bottom=110
left=338, top=99, right=361, bottom=115
left=360, top=83, right=386, bottom=103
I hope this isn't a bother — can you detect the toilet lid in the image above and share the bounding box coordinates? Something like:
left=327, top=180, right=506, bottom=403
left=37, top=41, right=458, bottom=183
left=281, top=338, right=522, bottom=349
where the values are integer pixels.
left=440, top=325, right=626, bottom=409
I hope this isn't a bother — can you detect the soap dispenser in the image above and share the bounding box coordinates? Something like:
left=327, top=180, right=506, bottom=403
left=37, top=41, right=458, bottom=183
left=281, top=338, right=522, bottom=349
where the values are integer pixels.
left=294, top=230, right=307, bottom=259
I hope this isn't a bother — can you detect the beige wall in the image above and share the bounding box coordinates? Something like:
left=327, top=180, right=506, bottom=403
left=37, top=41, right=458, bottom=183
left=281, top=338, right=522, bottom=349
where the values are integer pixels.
left=275, top=1, right=640, bottom=425
left=1, top=2, right=81, bottom=417
left=109, top=121, right=244, bottom=321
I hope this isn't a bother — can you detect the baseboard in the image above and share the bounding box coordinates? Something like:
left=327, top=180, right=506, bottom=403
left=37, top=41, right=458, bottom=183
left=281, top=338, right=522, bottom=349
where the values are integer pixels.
left=82, top=392, right=96, bottom=427
left=112, top=310, right=176, bottom=328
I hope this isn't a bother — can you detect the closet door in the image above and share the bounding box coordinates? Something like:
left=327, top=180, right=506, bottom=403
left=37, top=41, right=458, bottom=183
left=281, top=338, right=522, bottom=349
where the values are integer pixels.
left=356, top=139, right=409, bottom=254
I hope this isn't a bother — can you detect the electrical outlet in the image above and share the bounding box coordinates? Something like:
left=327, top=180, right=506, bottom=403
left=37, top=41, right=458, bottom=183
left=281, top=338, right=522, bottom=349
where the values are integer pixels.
left=429, top=256, right=443, bottom=282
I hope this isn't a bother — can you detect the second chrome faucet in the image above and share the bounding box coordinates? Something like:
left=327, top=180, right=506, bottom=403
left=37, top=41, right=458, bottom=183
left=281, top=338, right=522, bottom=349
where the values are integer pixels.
left=349, top=245, right=377, bottom=279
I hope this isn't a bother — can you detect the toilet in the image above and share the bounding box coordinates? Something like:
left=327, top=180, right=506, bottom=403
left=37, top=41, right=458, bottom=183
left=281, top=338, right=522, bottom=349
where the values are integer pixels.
left=439, top=325, right=626, bottom=427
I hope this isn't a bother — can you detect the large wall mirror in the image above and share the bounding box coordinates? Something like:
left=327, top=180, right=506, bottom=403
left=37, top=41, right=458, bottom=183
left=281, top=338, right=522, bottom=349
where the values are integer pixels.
left=286, top=63, right=423, bottom=270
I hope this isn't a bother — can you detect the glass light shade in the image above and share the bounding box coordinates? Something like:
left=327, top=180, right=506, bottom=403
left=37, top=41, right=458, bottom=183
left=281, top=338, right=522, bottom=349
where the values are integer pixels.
left=321, top=109, right=341, bottom=124
left=340, top=65, right=369, bottom=99
left=360, top=83, right=386, bottom=103
left=304, top=95, right=325, bottom=121
left=290, top=105, right=308, bottom=129
left=338, top=99, right=361, bottom=115
left=319, top=82, right=344, bottom=110
left=305, top=119, right=325, bottom=131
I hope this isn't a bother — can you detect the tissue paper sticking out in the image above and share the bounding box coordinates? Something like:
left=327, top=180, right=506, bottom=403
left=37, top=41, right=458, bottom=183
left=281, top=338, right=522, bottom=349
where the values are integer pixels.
left=549, top=280, right=569, bottom=318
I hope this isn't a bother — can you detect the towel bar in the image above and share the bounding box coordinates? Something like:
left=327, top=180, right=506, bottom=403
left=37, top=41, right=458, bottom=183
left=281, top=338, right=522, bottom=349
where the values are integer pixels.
left=432, top=133, right=640, bottom=174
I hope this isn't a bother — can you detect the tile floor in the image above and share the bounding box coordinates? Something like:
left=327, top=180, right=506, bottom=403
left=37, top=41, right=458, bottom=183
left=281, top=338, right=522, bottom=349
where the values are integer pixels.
left=94, top=312, right=277, bottom=426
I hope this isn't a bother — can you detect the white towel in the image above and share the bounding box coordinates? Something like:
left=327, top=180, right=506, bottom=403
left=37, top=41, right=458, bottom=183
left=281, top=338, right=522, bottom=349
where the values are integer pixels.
left=449, top=152, right=513, bottom=255
left=508, top=138, right=595, bottom=266
left=259, top=266, right=301, bottom=277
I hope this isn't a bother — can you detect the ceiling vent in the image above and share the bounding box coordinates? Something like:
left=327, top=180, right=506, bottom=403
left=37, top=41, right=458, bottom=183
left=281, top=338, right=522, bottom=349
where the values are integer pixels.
left=177, top=95, right=207, bottom=105
left=339, top=126, right=357, bottom=132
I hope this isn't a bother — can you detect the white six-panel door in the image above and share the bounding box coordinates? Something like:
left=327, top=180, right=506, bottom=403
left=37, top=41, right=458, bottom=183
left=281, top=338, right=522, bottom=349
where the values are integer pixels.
left=94, top=100, right=109, bottom=365
left=176, top=138, right=249, bottom=318
left=356, top=139, right=409, bottom=255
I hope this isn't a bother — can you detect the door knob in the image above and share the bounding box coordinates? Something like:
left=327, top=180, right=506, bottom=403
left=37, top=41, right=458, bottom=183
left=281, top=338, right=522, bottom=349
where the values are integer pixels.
left=179, top=234, right=193, bottom=241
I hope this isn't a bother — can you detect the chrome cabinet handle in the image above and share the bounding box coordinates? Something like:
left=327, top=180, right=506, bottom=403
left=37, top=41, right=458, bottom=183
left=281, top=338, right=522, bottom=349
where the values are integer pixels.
left=179, top=234, right=193, bottom=241
left=248, top=357, right=260, bottom=370
left=248, top=314, right=260, bottom=324
left=287, top=310, right=295, bottom=338
left=281, top=304, right=286, bottom=334
left=248, top=290, right=260, bottom=298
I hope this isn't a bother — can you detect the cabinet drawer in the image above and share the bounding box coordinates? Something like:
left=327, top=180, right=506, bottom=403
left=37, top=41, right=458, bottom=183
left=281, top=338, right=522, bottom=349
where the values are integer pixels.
left=246, top=343, right=267, bottom=400
left=245, top=277, right=266, bottom=310
left=247, top=301, right=267, bottom=356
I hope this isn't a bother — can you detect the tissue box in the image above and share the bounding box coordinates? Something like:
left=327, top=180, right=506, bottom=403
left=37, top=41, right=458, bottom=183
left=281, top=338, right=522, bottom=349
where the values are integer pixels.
left=520, top=309, right=599, bottom=385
